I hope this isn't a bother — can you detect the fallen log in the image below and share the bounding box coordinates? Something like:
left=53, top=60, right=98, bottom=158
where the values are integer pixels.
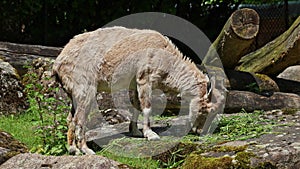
left=203, top=8, right=259, bottom=69
left=226, top=70, right=300, bottom=95
left=236, top=16, right=300, bottom=76
left=273, top=77, right=300, bottom=96
left=0, top=41, right=62, bottom=75
left=0, top=41, right=62, bottom=57
left=225, top=70, right=279, bottom=95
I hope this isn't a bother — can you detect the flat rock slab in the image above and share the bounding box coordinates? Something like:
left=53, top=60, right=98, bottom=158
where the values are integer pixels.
left=0, top=153, right=130, bottom=169
left=86, top=115, right=190, bottom=146
left=247, top=110, right=300, bottom=168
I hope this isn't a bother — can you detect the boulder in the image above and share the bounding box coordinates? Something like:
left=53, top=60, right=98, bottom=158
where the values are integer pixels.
left=0, top=59, right=27, bottom=115
left=277, top=65, right=300, bottom=82
left=0, top=153, right=130, bottom=169
left=0, top=130, right=28, bottom=165
left=181, top=110, right=300, bottom=169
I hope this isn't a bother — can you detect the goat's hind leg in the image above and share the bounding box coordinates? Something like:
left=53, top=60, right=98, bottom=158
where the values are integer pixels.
left=72, top=87, right=98, bottom=155
left=67, top=105, right=81, bottom=155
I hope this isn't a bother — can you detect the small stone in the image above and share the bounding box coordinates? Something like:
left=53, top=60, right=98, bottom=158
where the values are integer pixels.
left=291, top=142, right=300, bottom=150
left=276, top=134, right=284, bottom=138
left=262, top=153, right=269, bottom=158
left=281, top=149, right=289, bottom=155
left=248, top=141, right=258, bottom=145
left=255, top=144, right=269, bottom=149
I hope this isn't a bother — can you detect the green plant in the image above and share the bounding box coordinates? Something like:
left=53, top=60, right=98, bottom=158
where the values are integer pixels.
left=217, top=109, right=274, bottom=140
left=245, top=82, right=260, bottom=93
left=199, top=109, right=278, bottom=144
left=23, top=64, right=70, bottom=155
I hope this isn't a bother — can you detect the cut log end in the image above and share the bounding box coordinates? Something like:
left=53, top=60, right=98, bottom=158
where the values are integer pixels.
left=231, top=8, right=259, bottom=39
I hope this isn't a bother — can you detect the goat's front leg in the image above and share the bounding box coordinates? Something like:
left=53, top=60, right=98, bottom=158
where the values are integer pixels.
left=137, top=81, right=160, bottom=141
left=129, top=89, right=143, bottom=137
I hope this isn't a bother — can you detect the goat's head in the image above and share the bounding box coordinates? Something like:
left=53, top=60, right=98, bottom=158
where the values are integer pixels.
left=190, top=72, right=228, bottom=135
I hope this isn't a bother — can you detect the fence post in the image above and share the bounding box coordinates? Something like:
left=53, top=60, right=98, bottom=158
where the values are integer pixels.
left=284, top=0, right=289, bottom=29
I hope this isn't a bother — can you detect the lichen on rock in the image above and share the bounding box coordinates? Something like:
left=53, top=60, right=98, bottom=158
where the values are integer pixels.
left=0, top=130, right=28, bottom=165
left=0, top=59, right=27, bottom=115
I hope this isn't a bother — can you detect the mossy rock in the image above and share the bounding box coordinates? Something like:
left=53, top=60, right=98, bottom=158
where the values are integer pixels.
left=0, top=59, right=27, bottom=115
left=0, top=130, right=28, bottom=164
left=181, top=144, right=276, bottom=169
left=182, top=153, right=233, bottom=169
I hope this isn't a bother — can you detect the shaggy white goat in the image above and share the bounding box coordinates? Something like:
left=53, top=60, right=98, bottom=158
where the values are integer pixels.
left=52, top=26, right=220, bottom=155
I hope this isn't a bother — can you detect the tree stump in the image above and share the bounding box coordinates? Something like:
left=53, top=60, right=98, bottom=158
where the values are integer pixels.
left=203, top=8, right=259, bottom=69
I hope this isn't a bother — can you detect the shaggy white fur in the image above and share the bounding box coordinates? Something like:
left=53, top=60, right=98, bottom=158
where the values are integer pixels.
left=52, top=26, right=215, bottom=155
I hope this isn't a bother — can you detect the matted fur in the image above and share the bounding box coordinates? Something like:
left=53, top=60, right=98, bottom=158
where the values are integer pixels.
left=52, top=26, right=214, bottom=155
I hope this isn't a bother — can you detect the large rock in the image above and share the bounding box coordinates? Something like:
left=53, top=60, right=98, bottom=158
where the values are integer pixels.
left=0, top=153, right=130, bottom=169
left=0, top=59, right=27, bottom=115
left=277, top=65, right=300, bottom=82
left=182, top=110, right=300, bottom=169
left=0, top=130, right=28, bottom=165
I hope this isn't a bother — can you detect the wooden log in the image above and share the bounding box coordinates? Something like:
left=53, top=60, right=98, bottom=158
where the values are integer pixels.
left=0, top=41, right=62, bottom=57
left=273, top=78, right=300, bottom=96
left=226, top=70, right=300, bottom=95
left=226, top=70, right=279, bottom=95
left=225, top=90, right=300, bottom=113
left=0, top=41, right=62, bottom=75
left=203, top=8, right=259, bottom=69
left=236, top=16, right=300, bottom=76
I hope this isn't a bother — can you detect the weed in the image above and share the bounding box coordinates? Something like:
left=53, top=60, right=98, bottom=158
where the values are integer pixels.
left=23, top=62, right=70, bottom=155
left=199, top=109, right=278, bottom=144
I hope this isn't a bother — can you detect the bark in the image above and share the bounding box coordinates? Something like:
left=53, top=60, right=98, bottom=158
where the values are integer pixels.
left=0, top=41, right=62, bottom=75
left=0, top=41, right=61, bottom=57
left=0, top=42, right=61, bottom=67
left=236, top=16, right=300, bottom=76
left=274, top=77, right=300, bottom=95
left=226, top=70, right=300, bottom=95
left=225, top=90, right=300, bottom=113
left=203, top=8, right=259, bottom=69
left=225, top=70, right=279, bottom=95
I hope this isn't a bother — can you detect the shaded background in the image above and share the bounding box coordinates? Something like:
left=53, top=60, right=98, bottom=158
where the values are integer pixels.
left=0, top=0, right=297, bottom=48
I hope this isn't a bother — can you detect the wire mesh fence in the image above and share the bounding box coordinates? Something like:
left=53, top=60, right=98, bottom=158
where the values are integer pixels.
left=238, top=1, right=300, bottom=49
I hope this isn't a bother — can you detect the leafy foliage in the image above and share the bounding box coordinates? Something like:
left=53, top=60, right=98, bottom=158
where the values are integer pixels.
left=23, top=63, right=70, bottom=155
left=0, top=0, right=244, bottom=46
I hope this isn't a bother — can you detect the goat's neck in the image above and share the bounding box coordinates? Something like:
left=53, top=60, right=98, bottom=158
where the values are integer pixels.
left=163, top=62, right=208, bottom=99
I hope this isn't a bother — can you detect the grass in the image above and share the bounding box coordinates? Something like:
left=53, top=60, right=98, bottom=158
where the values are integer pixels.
left=0, top=109, right=282, bottom=168
left=0, top=112, right=41, bottom=149
left=197, top=109, right=280, bottom=145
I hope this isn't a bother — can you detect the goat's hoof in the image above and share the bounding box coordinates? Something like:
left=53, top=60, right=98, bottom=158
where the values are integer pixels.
left=144, top=130, right=160, bottom=141
left=82, top=147, right=96, bottom=155
left=130, top=129, right=143, bottom=137
left=69, top=145, right=81, bottom=155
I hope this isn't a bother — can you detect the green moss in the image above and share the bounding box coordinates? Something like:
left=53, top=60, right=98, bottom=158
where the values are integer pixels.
left=234, top=151, right=255, bottom=168
left=281, top=108, right=299, bottom=115
left=182, top=153, right=233, bottom=169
